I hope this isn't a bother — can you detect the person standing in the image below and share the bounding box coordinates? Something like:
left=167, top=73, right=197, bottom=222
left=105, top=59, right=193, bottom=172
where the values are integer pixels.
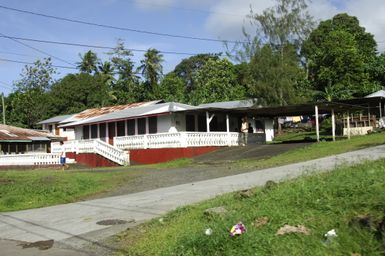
left=241, top=117, right=249, bottom=146
left=59, top=141, right=68, bottom=170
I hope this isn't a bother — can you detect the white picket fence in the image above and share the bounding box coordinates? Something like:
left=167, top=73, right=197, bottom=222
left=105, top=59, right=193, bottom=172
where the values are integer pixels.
left=114, top=132, right=242, bottom=150
left=0, top=153, right=63, bottom=166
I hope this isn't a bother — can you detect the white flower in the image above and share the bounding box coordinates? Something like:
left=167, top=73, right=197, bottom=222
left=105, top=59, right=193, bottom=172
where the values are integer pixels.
left=324, top=229, right=337, bottom=237
left=205, top=228, right=213, bottom=236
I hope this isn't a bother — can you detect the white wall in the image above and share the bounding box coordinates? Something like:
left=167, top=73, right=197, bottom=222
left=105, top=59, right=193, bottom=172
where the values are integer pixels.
left=60, top=128, right=75, bottom=140
left=157, top=115, right=172, bottom=133
left=75, top=126, right=83, bottom=140
left=264, top=119, right=275, bottom=142
left=175, top=113, right=186, bottom=132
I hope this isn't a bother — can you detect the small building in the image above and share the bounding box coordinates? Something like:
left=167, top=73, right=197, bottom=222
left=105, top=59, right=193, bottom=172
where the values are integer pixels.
left=0, top=124, right=60, bottom=154
left=37, top=114, right=75, bottom=140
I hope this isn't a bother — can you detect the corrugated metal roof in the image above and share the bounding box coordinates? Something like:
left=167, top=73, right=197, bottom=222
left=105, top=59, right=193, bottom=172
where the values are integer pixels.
left=60, top=102, right=198, bottom=127
left=59, top=100, right=163, bottom=124
left=198, top=99, right=260, bottom=109
left=37, top=114, right=74, bottom=125
left=365, top=90, right=385, bottom=98
left=0, top=124, right=58, bottom=141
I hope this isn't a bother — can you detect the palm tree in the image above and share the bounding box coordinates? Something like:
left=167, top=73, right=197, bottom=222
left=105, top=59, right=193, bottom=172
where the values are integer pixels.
left=77, top=50, right=98, bottom=74
left=138, top=48, right=164, bottom=90
left=98, top=61, right=115, bottom=86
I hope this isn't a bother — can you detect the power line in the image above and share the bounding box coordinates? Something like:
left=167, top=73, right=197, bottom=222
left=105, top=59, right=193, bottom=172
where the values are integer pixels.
left=132, top=0, right=247, bottom=18
left=0, top=58, right=76, bottom=69
left=0, top=57, right=144, bottom=75
left=0, top=32, right=76, bottom=66
left=0, top=4, right=242, bottom=44
left=0, top=81, right=13, bottom=89
left=0, top=34, right=203, bottom=56
left=0, top=50, right=36, bottom=57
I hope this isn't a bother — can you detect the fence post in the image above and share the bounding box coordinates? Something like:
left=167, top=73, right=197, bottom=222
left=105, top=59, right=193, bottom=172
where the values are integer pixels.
left=143, top=135, right=148, bottom=149
left=180, top=132, right=188, bottom=148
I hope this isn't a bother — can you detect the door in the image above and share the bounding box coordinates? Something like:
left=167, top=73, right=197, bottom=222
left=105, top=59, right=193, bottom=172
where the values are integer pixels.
left=108, top=122, right=116, bottom=145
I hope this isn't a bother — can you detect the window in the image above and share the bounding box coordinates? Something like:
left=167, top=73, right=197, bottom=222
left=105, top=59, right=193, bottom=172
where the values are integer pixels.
left=83, top=125, right=90, bottom=139
left=186, top=115, right=195, bottom=131
left=148, top=117, right=157, bottom=134
left=198, top=115, right=207, bottom=132
left=127, top=120, right=135, bottom=135
left=91, top=124, right=98, bottom=138
left=99, top=123, right=106, bottom=139
left=137, top=118, right=146, bottom=134
left=117, top=121, right=125, bottom=136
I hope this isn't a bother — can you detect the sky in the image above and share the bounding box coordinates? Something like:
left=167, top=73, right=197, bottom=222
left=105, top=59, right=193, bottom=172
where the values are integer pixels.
left=1, top=0, right=385, bottom=95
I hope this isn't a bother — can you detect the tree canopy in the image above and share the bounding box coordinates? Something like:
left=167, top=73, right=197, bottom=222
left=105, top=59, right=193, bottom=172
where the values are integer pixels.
left=303, top=13, right=379, bottom=99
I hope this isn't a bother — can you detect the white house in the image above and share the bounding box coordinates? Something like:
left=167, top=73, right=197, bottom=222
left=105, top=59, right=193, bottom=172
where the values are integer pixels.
left=35, top=99, right=273, bottom=166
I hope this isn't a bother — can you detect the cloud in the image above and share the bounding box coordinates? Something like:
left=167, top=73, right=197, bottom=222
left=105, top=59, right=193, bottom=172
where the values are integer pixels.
left=204, top=0, right=385, bottom=51
left=133, top=0, right=177, bottom=10
left=204, top=0, right=274, bottom=41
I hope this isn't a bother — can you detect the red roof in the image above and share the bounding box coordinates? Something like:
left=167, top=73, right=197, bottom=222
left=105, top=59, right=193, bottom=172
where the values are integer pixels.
left=71, top=101, right=162, bottom=120
left=0, top=124, right=56, bottom=141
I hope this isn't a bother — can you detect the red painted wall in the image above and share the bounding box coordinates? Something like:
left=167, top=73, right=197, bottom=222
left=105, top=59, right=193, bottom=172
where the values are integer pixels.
left=67, top=152, right=118, bottom=168
left=129, top=147, right=219, bottom=165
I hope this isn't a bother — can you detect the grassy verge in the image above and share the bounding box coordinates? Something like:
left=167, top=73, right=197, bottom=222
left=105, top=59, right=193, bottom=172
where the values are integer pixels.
left=0, top=169, right=128, bottom=212
left=114, top=159, right=385, bottom=256
left=237, top=131, right=385, bottom=169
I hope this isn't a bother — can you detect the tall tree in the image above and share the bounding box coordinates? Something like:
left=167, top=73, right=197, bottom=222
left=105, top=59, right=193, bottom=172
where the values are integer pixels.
left=77, top=50, right=98, bottom=74
left=303, top=13, right=378, bottom=99
left=108, top=40, right=141, bottom=103
left=8, top=58, right=56, bottom=128
left=138, top=48, right=164, bottom=96
left=158, top=73, right=186, bottom=103
left=48, top=73, right=111, bottom=115
left=173, top=53, right=220, bottom=91
left=247, top=44, right=305, bottom=105
left=189, top=58, right=245, bottom=105
left=229, top=0, right=315, bottom=106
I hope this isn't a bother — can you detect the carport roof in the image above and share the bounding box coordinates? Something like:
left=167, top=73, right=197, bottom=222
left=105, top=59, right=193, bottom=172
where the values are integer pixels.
left=195, top=96, right=385, bottom=117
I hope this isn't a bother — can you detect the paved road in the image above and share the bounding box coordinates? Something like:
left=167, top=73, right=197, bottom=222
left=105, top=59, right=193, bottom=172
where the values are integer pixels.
left=1, top=145, right=385, bottom=256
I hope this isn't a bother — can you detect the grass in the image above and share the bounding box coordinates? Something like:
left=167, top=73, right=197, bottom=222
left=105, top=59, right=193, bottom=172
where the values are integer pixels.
left=113, top=159, right=385, bottom=256
left=0, top=169, right=127, bottom=212
left=1, top=132, right=385, bottom=212
left=236, top=131, right=385, bottom=169
left=0, top=158, right=194, bottom=212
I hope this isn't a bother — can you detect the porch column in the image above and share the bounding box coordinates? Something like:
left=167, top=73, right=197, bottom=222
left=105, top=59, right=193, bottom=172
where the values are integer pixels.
left=97, top=124, right=100, bottom=138
left=226, top=114, right=230, bottom=132
left=125, top=120, right=128, bottom=136
left=347, top=111, right=351, bottom=139
left=205, top=112, right=215, bottom=132
left=89, top=125, right=91, bottom=139
left=379, top=102, right=382, bottom=118
left=331, top=109, right=336, bottom=141
left=105, top=123, right=109, bottom=143
left=315, top=105, right=319, bottom=142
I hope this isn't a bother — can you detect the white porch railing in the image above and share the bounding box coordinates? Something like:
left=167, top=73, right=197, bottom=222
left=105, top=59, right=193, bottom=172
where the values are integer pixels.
left=0, top=153, right=63, bottom=166
left=114, top=132, right=241, bottom=150
left=51, top=139, right=129, bottom=166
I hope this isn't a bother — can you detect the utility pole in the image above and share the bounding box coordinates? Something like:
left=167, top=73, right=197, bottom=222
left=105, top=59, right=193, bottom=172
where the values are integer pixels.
left=2, top=93, right=5, bottom=124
